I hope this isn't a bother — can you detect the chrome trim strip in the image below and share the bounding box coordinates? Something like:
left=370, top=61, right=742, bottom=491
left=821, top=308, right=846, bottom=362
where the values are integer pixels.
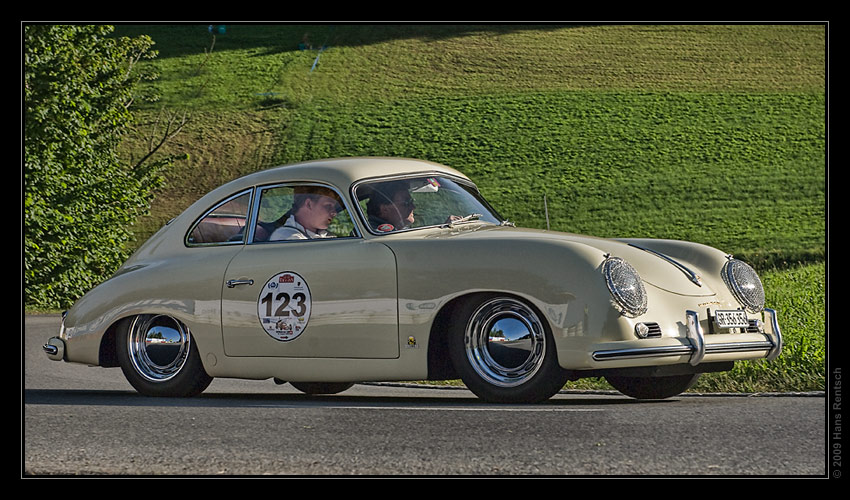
left=706, top=341, right=775, bottom=353
left=592, top=345, right=693, bottom=361
left=592, top=340, right=776, bottom=361
left=627, top=243, right=702, bottom=286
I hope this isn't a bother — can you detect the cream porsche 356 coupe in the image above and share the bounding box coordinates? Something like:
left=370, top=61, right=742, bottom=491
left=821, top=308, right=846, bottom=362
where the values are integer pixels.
left=44, top=157, right=782, bottom=403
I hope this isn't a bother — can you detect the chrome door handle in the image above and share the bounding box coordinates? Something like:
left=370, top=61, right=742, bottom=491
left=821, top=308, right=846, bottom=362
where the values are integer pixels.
left=226, top=279, right=254, bottom=288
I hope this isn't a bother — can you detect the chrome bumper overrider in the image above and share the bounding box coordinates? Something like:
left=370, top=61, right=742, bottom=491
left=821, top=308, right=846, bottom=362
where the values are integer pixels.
left=592, top=308, right=783, bottom=364
left=43, top=312, right=67, bottom=361
left=43, top=337, right=66, bottom=361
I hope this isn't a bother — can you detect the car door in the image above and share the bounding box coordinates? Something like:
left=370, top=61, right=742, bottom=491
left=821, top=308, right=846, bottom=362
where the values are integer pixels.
left=220, top=184, right=399, bottom=359
left=221, top=239, right=398, bottom=358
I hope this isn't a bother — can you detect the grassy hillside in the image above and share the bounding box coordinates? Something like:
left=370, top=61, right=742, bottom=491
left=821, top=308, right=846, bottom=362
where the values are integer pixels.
left=113, top=23, right=826, bottom=392
left=277, top=91, right=824, bottom=268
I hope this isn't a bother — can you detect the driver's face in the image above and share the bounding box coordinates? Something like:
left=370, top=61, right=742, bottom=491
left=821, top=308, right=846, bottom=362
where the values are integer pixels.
left=382, top=191, right=415, bottom=228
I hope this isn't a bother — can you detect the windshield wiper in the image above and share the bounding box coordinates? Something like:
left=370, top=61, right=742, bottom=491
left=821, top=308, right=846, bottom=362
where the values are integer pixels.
left=443, top=213, right=483, bottom=228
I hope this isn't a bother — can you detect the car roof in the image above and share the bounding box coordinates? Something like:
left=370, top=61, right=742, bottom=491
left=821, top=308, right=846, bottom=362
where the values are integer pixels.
left=173, top=157, right=473, bottom=234
left=222, top=157, right=470, bottom=194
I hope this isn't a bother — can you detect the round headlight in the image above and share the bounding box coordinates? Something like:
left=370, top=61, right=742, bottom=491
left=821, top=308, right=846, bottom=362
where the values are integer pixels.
left=721, top=259, right=765, bottom=313
left=603, top=257, right=648, bottom=318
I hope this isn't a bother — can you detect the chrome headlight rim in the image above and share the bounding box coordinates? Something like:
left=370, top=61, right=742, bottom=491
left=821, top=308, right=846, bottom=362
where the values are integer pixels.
left=603, top=256, right=648, bottom=318
left=721, top=258, right=765, bottom=313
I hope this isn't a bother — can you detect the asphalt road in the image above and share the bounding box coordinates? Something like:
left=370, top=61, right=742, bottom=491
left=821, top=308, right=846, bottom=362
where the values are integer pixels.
left=24, top=314, right=827, bottom=477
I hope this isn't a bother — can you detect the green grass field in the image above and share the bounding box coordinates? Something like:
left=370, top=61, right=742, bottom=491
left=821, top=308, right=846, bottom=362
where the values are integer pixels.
left=113, top=23, right=826, bottom=392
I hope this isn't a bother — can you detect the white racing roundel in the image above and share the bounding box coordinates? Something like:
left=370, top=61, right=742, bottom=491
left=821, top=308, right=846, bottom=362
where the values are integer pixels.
left=258, top=271, right=312, bottom=341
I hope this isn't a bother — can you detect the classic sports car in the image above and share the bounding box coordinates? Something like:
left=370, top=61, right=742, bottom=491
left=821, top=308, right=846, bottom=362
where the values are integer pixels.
left=44, top=157, right=782, bottom=403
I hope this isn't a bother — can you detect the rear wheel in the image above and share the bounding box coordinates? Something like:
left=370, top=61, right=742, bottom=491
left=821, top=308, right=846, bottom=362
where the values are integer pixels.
left=290, top=382, right=354, bottom=395
left=448, top=295, right=568, bottom=403
left=116, top=315, right=212, bottom=397
left=605, top=373, right=701, bottom=400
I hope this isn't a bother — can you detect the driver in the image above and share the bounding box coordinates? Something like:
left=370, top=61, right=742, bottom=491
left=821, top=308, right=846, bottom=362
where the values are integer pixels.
left=366, top=181, right=416, bottom=232
left=269, top=186, right=342, bottom=240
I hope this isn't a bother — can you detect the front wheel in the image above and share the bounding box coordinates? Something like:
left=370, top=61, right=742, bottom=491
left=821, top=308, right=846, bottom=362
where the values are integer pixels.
left=605, top=373, right=701, bottom=400
left=448, top=295, right=568, bottom=403
left=116, top=315, right=212, bottom=397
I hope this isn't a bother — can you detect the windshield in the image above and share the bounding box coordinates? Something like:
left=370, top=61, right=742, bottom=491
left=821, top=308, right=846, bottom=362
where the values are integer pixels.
left=354, top=175, right=502, bottom=234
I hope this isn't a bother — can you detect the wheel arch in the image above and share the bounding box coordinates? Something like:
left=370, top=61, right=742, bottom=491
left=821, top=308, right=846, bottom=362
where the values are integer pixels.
left=98, top=318, right=123, bottom=368
left=426, top=290, right=558, bottom=381
left=96, top=310, right=213, bottom=370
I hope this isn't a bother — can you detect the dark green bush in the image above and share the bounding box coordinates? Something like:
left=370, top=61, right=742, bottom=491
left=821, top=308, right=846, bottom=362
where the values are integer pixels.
left=24, top=25, right=172, bottom=308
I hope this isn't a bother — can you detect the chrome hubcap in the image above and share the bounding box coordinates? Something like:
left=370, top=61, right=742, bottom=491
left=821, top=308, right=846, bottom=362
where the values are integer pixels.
left=127, top=315, right=191, bottom=382
left=464, top=298, right=546, bottom=388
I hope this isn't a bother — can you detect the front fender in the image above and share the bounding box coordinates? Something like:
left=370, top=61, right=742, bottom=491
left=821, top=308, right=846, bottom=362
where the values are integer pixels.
left=389, top=231, right=616, bottom=344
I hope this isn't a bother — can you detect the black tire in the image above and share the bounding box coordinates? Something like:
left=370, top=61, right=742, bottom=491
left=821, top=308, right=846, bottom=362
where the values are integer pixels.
left=290, top=382, right=354, bottom=395
left=448, top=294, right=568, bottom=403
left=116, top=315, right=213, bottom=397
left=605, top=373, right=701, bottom=400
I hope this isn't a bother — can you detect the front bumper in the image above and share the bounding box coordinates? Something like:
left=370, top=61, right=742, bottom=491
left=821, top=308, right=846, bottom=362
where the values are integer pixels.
left=591, top=308, right=782, bottom=366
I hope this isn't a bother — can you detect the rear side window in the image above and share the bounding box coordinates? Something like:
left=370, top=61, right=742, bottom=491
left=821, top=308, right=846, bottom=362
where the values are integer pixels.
left=186, top=191, right=252, bottom=245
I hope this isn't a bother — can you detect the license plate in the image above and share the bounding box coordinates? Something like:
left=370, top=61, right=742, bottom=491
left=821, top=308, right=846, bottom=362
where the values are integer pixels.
left=714, top=310, right=750, bottom=329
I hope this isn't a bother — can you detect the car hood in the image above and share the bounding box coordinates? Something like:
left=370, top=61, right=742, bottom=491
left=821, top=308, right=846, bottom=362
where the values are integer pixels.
left=406, top=224, right=717, bottom=297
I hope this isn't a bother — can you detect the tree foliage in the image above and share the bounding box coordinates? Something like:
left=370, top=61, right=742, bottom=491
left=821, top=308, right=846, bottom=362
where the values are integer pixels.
left=24, top=25, right=175, bottom=308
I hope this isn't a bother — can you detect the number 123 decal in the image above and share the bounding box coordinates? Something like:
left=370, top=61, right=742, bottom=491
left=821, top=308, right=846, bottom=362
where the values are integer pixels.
left=257, top=272, right=312, bottom=341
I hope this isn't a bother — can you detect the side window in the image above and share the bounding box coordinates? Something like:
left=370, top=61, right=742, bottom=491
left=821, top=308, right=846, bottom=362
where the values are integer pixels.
left=254, top=184, right=357, bottom=242
left=186, top=191, right=252, bottom=245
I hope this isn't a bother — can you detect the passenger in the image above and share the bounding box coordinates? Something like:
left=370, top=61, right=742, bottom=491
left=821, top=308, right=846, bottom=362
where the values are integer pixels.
left=269, top=186, right=342, bottom=240
left=366, top=181, right=416, bottom=232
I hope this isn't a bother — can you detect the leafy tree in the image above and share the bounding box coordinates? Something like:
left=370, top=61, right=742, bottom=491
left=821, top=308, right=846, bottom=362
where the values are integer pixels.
left=24, top=25, right=180, bottom=309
